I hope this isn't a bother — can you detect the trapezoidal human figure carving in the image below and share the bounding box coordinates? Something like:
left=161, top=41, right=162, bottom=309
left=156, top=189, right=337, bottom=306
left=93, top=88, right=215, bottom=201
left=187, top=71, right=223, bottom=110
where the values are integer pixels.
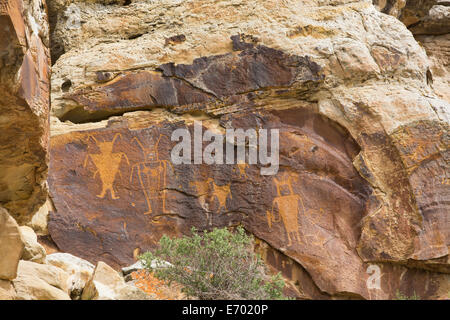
left=266, top=172, right=304, bottom=246
left=83, top=133, right=130, bottom=200
left=130, top=134, right=175, bottom=219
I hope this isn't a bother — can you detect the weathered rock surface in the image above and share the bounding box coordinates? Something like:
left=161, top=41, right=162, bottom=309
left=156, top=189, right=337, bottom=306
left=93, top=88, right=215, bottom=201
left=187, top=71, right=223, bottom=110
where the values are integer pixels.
left=373, top=0, right=440, bottom=27
left=408, top=2, right=450, bottom=104
left=81, top=261, right=151, bottom=300
left=0, top=0, right=50, bottom=224
left=47, top=0, right=449, bottom=300
left=13, top=260, right=71, bottom=300
left=0, top=280, right=16, bottom=300
left=122, top=259, right=172, bottom=276
left=46, top=252, right=95, bottom=299
left=28, top=198, right=53, bottom=235
left=20, top=226, right=46, bottom=263
left=409, top=4, right=450, bottom=35
left=0, top=207, right=24, bottom=280
left=416, top=34, right=450, bottom=103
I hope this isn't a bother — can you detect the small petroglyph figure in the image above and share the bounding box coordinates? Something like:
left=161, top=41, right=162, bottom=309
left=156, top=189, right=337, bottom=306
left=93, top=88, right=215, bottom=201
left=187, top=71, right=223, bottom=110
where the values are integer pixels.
left=190, top=179, right=213, bottom=226
left=190, top=178, right=232, bottom=226
left=235, top=160, right=249, bottom=179
left=130, top=135, right=174, bottom=218
left=84, top=133, right=130, bottom=200
left=366, top=264, right=381, bottom=290
left=208, top=178, right=232, bottom=213
left=266, top=172, right=303, bottom=246
left=190, top=180, right=210, bottom=210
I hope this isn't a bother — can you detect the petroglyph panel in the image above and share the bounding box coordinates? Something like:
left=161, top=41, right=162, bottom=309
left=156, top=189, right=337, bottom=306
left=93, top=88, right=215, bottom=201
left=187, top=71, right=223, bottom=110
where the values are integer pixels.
left=48, top=107, right=370, bottom=276
left=46, top=0, right=450, bottom=300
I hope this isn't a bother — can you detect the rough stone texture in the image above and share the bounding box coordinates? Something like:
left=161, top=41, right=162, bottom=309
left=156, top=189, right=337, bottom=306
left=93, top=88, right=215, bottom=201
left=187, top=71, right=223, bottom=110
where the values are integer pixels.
left=0, top=0, right=50, bottom=224
left=0, top=207, right=24, bottom=280
left=20, top=225, right=46, bottom=263
left=81, top=261, right=151, bottom=300
left=409, top=4, right=450, bottom=35
left=0, top=279, right=16, bottom=300
left=416, top=34, right=450, bottom=103
left=409, top=2, right=450, bottom=105
left=47, top=0, right=449, bottom=300
left=375, top=1, right=449, bottom=104
left=373, top=0, right=439, bottom=27
left=13, top=260, right=71, bottom=300
left=28, top=198, right=53, bottom=235
left=46, top=252, right=95, bottom=299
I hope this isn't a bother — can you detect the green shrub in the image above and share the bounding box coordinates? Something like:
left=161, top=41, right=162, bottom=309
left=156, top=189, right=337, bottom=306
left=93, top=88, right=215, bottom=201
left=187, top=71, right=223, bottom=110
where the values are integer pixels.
left=139, top=226, right=289, bottom=300
left=395, top=290, right=420, bottom=300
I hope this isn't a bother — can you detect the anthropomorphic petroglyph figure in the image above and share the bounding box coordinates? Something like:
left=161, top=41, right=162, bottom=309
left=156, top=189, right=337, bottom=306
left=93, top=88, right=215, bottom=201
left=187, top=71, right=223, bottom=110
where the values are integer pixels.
left=130, top=135, right=174, bottom=218
left=189, top=180, right=210, bottom=210
left=207, top=178, right=232, bottom=213
left=84, top=133, right=130, bottom=200
left=235, top=160, right=249, bottom=179
left=190, top=179, right=213, bottom=226
left=190, top=178, right=232, bottom=225
left=266, top=172, right=303, bottom=246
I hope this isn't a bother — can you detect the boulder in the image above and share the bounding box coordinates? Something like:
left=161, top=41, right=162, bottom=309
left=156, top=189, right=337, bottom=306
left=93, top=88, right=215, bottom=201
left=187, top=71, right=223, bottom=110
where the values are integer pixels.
left=122, top=260, right=172, bottom=276
left=46, top=252, right=95, bottom=299
left=29, top=199, right=53, bottom=235
left=13, top=260, right=71, bottom=300
left=0, top=208, right=24, bottom=280
left=122, top=261, right=145, bottom=277
left=81, top=261, right=151, bottom=300
left=20, top=226, right=46, bottom=264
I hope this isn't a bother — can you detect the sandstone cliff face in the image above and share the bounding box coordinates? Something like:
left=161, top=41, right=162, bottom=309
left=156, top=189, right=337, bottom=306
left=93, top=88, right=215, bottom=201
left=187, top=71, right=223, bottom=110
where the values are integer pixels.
left=375, top=0, right=450, bottom=103
left=43, top=0, right=450, bottom=300
left=373, top=0, right=438, bottom=27
left=412, top=3, right=450, bottom=104
left=0, top=0, right=50, bottom=224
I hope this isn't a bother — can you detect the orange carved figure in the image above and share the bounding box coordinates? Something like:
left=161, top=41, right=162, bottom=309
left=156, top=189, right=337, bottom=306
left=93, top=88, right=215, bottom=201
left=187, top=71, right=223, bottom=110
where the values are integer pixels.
left=208, top=178, right=232, bottom=213
left=266, top=173, right=303, bottom=246
left=190, top=178, right=232, bottom=226
left=235, top=160, right=249, bottom=179
left=189, top=180, right=210, bottom=210
left=130, top=135, right=174, bottom=218
left=84, top=133, right=130, bottom=200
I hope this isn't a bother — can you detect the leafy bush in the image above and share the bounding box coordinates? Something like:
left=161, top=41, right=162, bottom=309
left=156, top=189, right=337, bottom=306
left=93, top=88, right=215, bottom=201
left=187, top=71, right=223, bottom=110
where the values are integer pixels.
left=395, top=290, right=420, bottom=300
left=139, top=226, right=289, bottom=300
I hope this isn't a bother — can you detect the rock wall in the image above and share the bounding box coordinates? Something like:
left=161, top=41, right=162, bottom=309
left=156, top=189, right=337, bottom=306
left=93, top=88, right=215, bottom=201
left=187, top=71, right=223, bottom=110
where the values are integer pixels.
left=374, top=0, right=450, bottom=103
left=412, top=2, right=450, bottom=104
left=0, top=0, right=50, bottom=224
left=42, top=0, right=449, bottom=299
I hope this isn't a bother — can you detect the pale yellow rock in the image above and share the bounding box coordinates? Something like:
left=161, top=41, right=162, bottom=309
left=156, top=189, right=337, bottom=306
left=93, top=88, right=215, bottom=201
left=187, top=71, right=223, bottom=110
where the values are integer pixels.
left=20, top=226, right=47, bottom=264
left=28, top=199, right=54, bottom=235
left=13, top=260, right=71, bottom=300
left=0, top=280, right=16, bottom=300
left=46, top=253, right=95, bottom=299
left=0, top=208, right=24, bottom=280
left=81, top=261, right=151, bottom=300
left=49, top=0, right=432, bottom=119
